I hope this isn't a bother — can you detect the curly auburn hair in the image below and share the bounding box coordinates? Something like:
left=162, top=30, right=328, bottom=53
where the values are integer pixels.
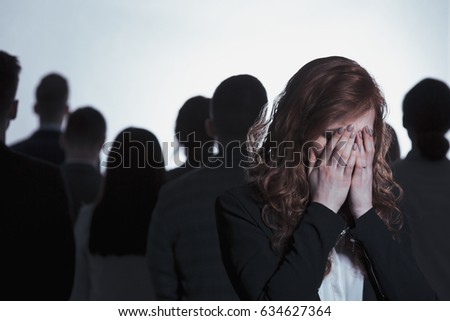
left=246, top=56, right=402, bottom=258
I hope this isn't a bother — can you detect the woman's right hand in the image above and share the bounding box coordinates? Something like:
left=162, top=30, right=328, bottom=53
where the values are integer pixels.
left=307, top=124, right=357, bottom=213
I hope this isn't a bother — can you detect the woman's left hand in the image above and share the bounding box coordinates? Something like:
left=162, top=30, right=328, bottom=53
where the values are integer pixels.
left=348, top=126, right=375, bottom=219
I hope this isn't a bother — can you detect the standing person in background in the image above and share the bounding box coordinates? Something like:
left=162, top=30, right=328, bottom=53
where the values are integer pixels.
left=167, top=96, right=214, bottom=182
left=216, top=57, right=435, bottom=300
left=0, top=50, right=74, bottom=300
left=147, top=75, right=268, bottom=300
left=11, top=73, right=69, bottom=164
left=71, top=128, right=165, bottom=300
left=392, top=78, right=450, bottom=300
left=61, top=106, right=106, bottom=222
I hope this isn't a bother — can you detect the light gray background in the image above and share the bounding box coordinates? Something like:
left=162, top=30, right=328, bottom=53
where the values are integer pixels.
left=1, top=0, right=449, bottom=167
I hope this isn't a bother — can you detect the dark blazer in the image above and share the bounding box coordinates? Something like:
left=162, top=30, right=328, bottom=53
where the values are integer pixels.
left=216, top=183, right=436, bottom=301
left=165, top=163, right=196, bottom=182
left=11, top=129, right=65, bottom=165
left=0, top=143, right=75, bottom=300
left=61, top=163, right=103, bottom=222
left=147, top=155, right=245, bottom=300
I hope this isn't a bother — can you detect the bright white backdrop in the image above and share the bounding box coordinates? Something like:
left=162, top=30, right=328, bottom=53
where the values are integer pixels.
left=1, top=0, right=449, bottom=166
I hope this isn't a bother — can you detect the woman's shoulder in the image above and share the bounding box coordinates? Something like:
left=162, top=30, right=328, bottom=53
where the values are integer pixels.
left=219, top=182, right=263, bottom=206
left=217, top=183, right=265, bottom=222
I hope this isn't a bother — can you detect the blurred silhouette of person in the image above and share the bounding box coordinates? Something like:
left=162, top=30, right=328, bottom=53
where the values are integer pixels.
left=0, top=50, right=74, bottom=300
left=386, top=123, right=400, bottom=163
left=147, top=75, right=268, bottom=300
left=61, top=106, right=106, bottom=222
left=167, top=96, right=214, bottom=182
left=11, top=73, right=69, bottom=164
left=71, top=128, right=165, bottom=300
left=392, top=78, right=450, bottom=300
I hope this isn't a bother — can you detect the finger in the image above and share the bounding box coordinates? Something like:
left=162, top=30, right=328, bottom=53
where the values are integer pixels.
left=355, top=133, right=368, bottom=168
left=328, top=124, right=355, bottom=167
left=307, top=144, right=318, bottom=175
left=324, top=127, right=344, bottom=166
left=336, top=127, right=357, bottom=170
left=362, top=125, right=375, bottom=167
left=344, top=143, right=358, bottom=176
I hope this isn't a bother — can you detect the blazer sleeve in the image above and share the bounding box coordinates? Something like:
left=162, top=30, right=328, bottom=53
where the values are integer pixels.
left=350, top=209, right=437, bottom=300
left=146, top=198, right=180, bottom=300
left=216, top=191, right=347, bottom=300
left=70, top=206, right=93, bottom=300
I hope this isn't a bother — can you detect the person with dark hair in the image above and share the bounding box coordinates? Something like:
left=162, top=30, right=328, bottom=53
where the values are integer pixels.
left=71, top=128, right=165, bottom=300
left=147, top=75, right=268, bottom=300
left=167, top=96, right=214, bottom=182
left=61, top=106, right=106, bottom=222
left=0, top=50, right=74, bottom=300
left=215, top=57, right=435, bottom=300
left=392, top=78, right=450, bottom=300
left=11, top=73, right=69, bottom=164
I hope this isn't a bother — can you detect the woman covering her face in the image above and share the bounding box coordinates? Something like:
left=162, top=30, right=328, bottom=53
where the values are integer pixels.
left=215, top=56, right=436, bottom=300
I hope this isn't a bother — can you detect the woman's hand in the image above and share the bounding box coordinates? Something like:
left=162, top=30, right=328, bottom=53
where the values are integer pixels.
left=308, top=124, right=358, bottom=213
left=348, top=126, right=374, bottom=219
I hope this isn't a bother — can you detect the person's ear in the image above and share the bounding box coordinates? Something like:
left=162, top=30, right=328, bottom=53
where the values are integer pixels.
left=9, top=100, right=18, bottom=120
left=205, top=118, right=216, bottom=139
left=4, top=100, right=19, bottom=130
left=97, top=136, right=106, bottom=151
left=402, top=115, right=408, bottom=129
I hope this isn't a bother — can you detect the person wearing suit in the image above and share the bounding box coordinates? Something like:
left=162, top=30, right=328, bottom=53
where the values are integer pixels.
left=216, top=57, right=435, bottom=300
left=166, top=96, right=214, bottom=182
left=392, top=79, right=450, bottom=300
left=147, top=75, right=268, bottom=300
left=0, top=50, right=75, bottom=300
left=61, top=106, right=106, bottom=222
left=11, top=73, right=69, bottom=164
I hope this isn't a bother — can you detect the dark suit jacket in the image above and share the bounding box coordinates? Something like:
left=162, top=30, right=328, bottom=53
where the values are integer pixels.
left=147, top=156, right=245, bottom=300
left=165, top=163, right=196, bottom=182
left=216, top=184, right=436, bottom=301
left=61, top=163, right=103, bottom=222
left=0, top=143, right=75, bottom=300
left=11, top=129, right=65, bottom=165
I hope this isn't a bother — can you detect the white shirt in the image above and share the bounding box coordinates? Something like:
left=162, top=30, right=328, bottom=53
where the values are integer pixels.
left=318, top=239, right=364, bottom=301
left=71, top=205, right=155, bottom=300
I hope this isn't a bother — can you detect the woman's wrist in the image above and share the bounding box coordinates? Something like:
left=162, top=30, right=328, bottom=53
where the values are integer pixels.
left=310, top=198, right=340, bottom=214
left=352, top=204, right=373, bottom=219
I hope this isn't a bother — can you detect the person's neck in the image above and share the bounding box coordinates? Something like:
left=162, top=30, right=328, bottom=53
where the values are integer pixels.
left=65, top=150, right=99, bottom=167
left=185, top=149, right=215, bottom=167
left=65, top=157, right=98, bottom=167
left=39, top=121, right=62, bottom=131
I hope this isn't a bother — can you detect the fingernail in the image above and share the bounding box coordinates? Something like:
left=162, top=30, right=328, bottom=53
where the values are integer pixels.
left=358, top=130, right=362, bottom=138
left=370, top=129, right=374, bottom=136
left=352, top=143, right=357, bottom=150
left=350, top=131, right=355, bottom=139
left=365, top=126, right=370, bottom=134
left=347, top=124, right=354, bottom=132
left=337, top=127, right=343, bottom=134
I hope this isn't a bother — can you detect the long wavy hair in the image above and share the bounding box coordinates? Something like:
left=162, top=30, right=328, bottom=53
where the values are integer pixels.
left=89, top=127, right=166, bottom=256
left=247, top=56, right=402, bottom=259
